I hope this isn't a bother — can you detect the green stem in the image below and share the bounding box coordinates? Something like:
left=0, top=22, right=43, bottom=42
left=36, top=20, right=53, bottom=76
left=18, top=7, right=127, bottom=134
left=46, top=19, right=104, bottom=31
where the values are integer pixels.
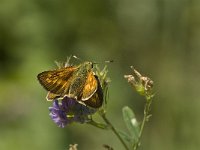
left=101, top=114, right=130, bottom=150
left=134, top=99, right=152, bottom=150
left=88, top=120, right=108, bottom=130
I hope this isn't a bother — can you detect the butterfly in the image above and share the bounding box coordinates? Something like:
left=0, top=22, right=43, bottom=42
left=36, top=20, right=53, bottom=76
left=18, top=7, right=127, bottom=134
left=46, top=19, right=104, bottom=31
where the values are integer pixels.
left=37, top=61, right=103, bottom=108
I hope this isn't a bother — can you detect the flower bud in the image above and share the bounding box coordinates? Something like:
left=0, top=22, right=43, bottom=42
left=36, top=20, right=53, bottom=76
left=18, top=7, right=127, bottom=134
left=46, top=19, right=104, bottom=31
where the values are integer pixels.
left=124, top=66, right=154, bottom=98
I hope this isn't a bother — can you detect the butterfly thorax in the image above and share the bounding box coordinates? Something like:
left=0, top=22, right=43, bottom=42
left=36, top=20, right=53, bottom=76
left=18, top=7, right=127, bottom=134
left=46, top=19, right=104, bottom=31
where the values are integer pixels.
left=68, top=62, right=94, bottom=99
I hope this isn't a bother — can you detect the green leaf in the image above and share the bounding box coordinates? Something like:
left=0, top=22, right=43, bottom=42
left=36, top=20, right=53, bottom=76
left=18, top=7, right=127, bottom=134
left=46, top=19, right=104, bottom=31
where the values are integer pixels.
left=122, top=106, right=140, bottom=142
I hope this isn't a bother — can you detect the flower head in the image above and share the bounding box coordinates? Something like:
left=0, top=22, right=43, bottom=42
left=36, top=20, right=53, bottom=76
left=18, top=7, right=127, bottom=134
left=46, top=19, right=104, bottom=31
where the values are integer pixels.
left=49, top=96, right=96, bottom=128
left=124, top=66, right=154, bottom=99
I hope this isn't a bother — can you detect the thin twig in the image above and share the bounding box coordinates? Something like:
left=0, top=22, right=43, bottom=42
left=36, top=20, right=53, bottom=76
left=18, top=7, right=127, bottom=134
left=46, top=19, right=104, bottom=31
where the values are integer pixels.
left=88, top=120, right=109, bottom=130
left=134, top=100, right=152, bottom=150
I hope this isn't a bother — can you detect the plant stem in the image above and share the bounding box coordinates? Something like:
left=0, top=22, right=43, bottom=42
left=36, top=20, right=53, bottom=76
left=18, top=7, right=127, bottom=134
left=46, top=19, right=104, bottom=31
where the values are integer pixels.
left=101, top=114, right=129, bottom=150
left=88, top=120, right=109, bottom=130
left=134, top=99, right=152, bottom=150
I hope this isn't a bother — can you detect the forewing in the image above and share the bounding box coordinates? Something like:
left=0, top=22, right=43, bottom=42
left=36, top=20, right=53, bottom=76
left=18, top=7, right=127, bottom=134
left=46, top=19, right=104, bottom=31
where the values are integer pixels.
left=37, top=66, right=76, bottom=94
left=83, top=76, right=103, bottom=108
left=81, top=71, right=98, bottom=100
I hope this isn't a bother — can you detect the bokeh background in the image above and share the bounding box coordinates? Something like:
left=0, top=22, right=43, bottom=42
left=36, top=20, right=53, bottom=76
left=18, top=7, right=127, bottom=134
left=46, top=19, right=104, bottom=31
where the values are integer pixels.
left=1, top=0, right=200, bottom=150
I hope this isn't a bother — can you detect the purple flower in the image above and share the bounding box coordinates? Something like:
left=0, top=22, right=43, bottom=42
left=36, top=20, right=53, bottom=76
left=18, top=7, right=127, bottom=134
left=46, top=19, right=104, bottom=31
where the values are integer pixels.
left=49, top=96, right=96, bottom=128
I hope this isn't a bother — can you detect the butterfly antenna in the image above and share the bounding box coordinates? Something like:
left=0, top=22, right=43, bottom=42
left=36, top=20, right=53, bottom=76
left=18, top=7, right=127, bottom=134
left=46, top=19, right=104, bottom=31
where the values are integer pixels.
left=93, top=60, right=114, bottom=64
left=105, top=60, right=114, bottom=63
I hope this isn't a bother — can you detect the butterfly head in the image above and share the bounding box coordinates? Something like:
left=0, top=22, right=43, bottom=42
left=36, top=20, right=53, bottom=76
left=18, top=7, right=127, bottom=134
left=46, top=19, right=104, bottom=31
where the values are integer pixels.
left=81, top=61, right=94, bottom=70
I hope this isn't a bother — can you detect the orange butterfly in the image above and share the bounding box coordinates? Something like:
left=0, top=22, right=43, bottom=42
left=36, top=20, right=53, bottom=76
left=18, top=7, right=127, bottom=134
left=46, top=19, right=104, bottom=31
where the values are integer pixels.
left=37, top=62, right=103, bottom=108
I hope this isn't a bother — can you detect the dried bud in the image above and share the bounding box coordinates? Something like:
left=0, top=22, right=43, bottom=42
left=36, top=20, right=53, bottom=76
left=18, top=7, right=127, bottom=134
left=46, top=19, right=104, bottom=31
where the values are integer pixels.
left=69, top=144, right=78, bottom=150
left=55, top=56, right=72, bottom=68
left=124, top=66, right=154, bottom=99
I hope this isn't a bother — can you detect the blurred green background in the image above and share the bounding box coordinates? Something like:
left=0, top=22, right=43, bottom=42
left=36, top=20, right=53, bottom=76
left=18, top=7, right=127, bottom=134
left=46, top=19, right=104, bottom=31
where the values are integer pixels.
left=0, top=0, right=200, bottom=150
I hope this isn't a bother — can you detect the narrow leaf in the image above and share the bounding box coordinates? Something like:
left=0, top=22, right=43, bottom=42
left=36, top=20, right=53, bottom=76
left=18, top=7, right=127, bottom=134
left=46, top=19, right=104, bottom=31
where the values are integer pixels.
left=122, top=106, right=140, bottom=141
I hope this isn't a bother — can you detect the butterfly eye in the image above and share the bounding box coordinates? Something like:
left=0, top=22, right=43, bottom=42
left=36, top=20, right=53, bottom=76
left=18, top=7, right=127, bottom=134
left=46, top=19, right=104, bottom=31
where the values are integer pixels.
left=87, top=61, right=93, bottom=68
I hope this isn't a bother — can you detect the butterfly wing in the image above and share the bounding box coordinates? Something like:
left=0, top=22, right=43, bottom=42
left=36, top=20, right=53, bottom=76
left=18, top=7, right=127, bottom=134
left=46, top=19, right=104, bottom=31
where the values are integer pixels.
left=37, top=66, right=77, bottom=95
left=81, top=71, right=98, bottom=100
left=46, top=92, right=62, bottom=101
left=83, top=76, right=103, bottom=108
